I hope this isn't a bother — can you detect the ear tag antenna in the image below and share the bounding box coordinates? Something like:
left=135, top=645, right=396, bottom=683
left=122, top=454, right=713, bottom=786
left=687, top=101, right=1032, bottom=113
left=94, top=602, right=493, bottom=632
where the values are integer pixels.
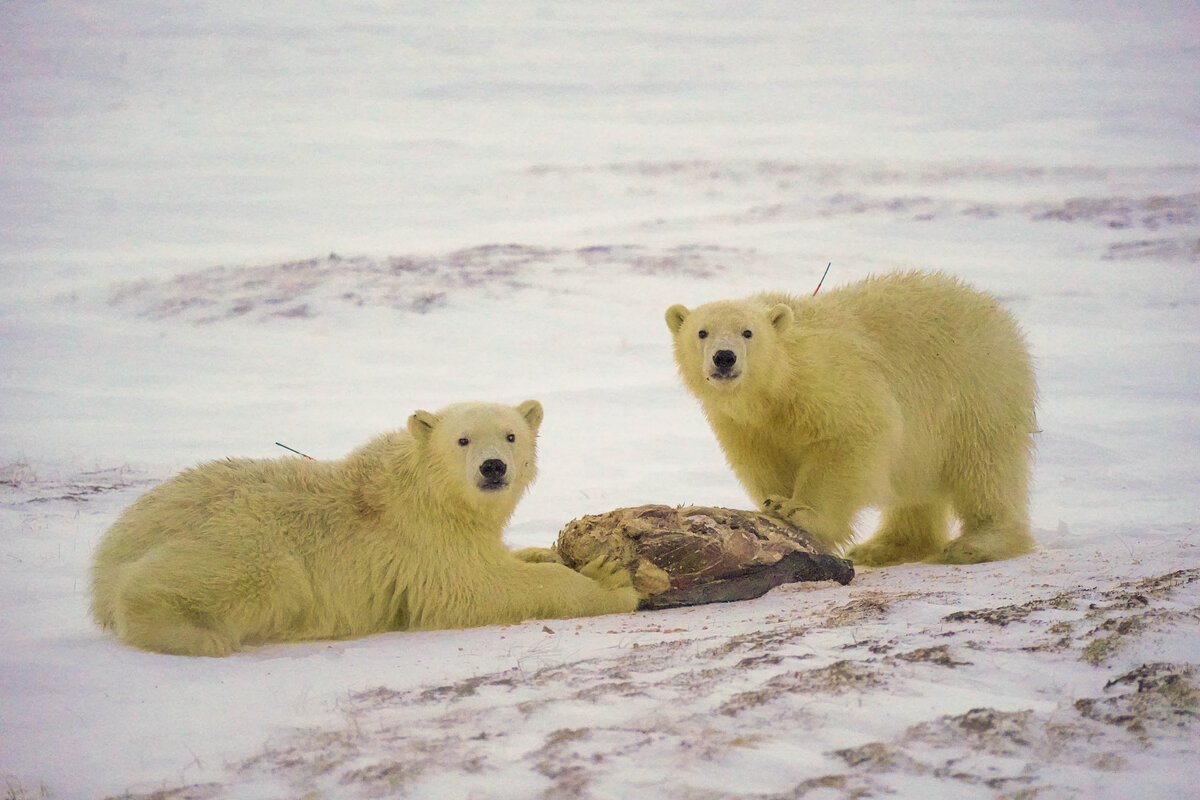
left=813, top=262, right=832, bottom=296
left=275, top=442, right=315, bottom=460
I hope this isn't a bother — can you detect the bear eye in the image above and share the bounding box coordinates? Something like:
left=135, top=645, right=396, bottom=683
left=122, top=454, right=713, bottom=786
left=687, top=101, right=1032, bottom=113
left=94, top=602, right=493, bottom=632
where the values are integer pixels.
left=457, top=437, right=470, bottom=447
left=506, top=433, right=516, bottom=443
left=742, top=329, right=753, bottom=339
left=698, top=330, right=708, bottom=339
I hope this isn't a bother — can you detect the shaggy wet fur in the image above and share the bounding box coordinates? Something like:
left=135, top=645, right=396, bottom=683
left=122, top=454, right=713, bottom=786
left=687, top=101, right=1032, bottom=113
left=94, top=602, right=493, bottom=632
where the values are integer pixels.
left=667, top=271, right=1037, bottom=566
left=91, top=401, right=637, bottom=656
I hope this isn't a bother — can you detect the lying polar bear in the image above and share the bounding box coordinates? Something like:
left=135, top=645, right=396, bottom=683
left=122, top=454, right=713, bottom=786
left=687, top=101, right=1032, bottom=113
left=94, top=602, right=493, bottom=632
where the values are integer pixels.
left=90, top=400, right=638, bottom=656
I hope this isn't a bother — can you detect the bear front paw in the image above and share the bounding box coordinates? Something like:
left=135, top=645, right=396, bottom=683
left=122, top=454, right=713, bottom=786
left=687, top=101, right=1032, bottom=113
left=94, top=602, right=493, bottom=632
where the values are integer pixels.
left=760, top=497, right=854, bottom=551
left=761, top=496, right=817, bottom=527
left=579, top=555, right=634, bottom=591
left=512, top=546, right=563, bottom=564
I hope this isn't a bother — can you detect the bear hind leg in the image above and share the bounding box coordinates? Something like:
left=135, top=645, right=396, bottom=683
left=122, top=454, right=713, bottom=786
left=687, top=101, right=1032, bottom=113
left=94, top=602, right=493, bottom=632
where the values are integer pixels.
left=117, top=609, right=236, bottom=657
left=934, top=512, right=1033, bottom=564
left=106, top=543, right=279, bottom=657
left=931, top=450, right=1036, bottom=563
left=113, top=575, right=237, bottom=657
left=846, top=502, right=950, bottom=566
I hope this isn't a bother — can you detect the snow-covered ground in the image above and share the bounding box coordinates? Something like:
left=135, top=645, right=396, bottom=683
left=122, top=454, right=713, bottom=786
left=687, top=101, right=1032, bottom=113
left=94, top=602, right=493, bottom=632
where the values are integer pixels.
left=2, top=2, right=1198, bottom=798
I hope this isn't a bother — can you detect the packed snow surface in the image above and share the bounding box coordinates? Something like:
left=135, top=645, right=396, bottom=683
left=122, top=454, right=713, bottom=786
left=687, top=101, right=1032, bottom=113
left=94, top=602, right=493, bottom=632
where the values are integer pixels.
left=2, top=2, right=1198, bottom=798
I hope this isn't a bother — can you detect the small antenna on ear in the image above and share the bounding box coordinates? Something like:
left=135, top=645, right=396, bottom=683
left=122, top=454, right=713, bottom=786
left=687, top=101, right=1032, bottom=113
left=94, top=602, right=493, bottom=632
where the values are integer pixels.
left=813, top=262, right=831, bottom=296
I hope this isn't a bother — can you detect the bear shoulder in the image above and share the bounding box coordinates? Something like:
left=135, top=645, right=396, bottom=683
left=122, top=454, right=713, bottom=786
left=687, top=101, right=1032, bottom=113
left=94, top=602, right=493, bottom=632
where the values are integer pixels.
left=345, top=429, right=417, bottom=469
left=340, top=429, right=420, bottom=513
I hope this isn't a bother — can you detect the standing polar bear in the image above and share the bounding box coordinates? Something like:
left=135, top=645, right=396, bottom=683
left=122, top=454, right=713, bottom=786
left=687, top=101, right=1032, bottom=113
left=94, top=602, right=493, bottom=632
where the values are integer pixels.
left=666, top=271, right=1037, bottom=566
left=91, top=400, right=638, bottom=657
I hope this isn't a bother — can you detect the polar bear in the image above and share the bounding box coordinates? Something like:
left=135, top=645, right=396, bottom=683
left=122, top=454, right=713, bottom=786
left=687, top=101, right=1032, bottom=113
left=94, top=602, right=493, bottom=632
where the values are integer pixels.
left=666, top=271, right=1037, bottom=566
left=90, top=400, right=638, bottom=656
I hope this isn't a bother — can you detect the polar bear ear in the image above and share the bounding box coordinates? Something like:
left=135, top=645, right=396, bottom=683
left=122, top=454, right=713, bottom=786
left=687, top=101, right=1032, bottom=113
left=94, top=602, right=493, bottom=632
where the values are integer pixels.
left=407, top=410, right=438, bottom=442
left=768, top=303, right=793, bottom=332
left=665, top=304, right=690, bottom=333
left=516, top=399, right=544, bottom=434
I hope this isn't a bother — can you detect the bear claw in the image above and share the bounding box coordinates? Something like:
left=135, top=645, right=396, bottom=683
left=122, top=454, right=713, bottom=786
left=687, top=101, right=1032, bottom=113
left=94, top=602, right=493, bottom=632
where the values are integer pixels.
left=579, top=555, right=635, bottom=590
left=760, top=496, right=817, bottom=526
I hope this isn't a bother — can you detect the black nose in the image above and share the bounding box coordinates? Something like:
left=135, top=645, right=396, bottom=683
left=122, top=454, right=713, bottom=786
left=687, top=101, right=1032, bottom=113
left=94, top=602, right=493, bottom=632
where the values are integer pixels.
left=713, top=350, right=737, bottom=371
left=480, top=459, right=507, bottom=480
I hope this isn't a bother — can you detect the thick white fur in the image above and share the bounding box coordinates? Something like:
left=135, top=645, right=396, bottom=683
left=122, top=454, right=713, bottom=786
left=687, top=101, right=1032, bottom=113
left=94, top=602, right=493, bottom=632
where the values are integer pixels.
left=90, top=400, right=637, bottom=656
left=667, top=271, right=1037, bottom=566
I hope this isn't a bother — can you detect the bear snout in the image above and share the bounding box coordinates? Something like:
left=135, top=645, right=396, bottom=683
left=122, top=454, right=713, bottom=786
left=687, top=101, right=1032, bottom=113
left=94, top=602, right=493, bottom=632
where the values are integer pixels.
left=711, top=349, right=739, bottom=378
left=478, top=458, right=508, bottom=489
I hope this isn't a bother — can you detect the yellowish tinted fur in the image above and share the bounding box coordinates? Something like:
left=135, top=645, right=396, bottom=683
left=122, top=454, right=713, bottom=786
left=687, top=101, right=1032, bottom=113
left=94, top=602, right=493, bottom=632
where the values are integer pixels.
left=90, top=401, right=637, bottom=656
left=666, top=271, right=1037, bottom=566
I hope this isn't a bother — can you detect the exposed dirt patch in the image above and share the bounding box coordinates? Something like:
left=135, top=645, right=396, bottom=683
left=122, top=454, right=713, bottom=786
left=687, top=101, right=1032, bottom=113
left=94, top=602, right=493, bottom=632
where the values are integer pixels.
left=890, top=644, right=973, bottom=668
left=1075, top=663, right=1199, bottom=742
left=1105, top=568, right=1200, bottom=601
left=1104, top=236, right=1200, bottom=261
left=699, top=625, right=810, bottom=659
left=718, top=660, right=882, bottom=716
left=104, top=244, right=749, bottom=324
left=1079, top=608, right=1200, bottom=665
left=0, top=464, right=153, bottom=506
left=942, top=590, right=1082, bottom=626
left=824, top=591, right=920, bottom=627
left=1031, top=193, right=1200, bottom=229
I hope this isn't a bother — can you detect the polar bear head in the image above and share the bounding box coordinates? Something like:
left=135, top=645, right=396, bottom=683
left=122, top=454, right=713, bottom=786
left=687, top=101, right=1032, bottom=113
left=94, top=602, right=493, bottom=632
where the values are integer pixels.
left=407, top=400, right=543, bottom=504
left=666, top=299, right=793, bottom=398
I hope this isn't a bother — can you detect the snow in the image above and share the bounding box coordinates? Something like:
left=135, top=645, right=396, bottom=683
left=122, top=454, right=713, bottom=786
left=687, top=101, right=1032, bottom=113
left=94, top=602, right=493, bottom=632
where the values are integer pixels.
left=2, top=1, right=1198, bottom=798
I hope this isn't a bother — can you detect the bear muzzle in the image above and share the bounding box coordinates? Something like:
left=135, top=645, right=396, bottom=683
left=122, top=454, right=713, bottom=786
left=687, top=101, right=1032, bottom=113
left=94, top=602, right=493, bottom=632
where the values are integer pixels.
left=477, top=458, right=510, bottom=491
left=708, top=349, right=742, bottom=382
